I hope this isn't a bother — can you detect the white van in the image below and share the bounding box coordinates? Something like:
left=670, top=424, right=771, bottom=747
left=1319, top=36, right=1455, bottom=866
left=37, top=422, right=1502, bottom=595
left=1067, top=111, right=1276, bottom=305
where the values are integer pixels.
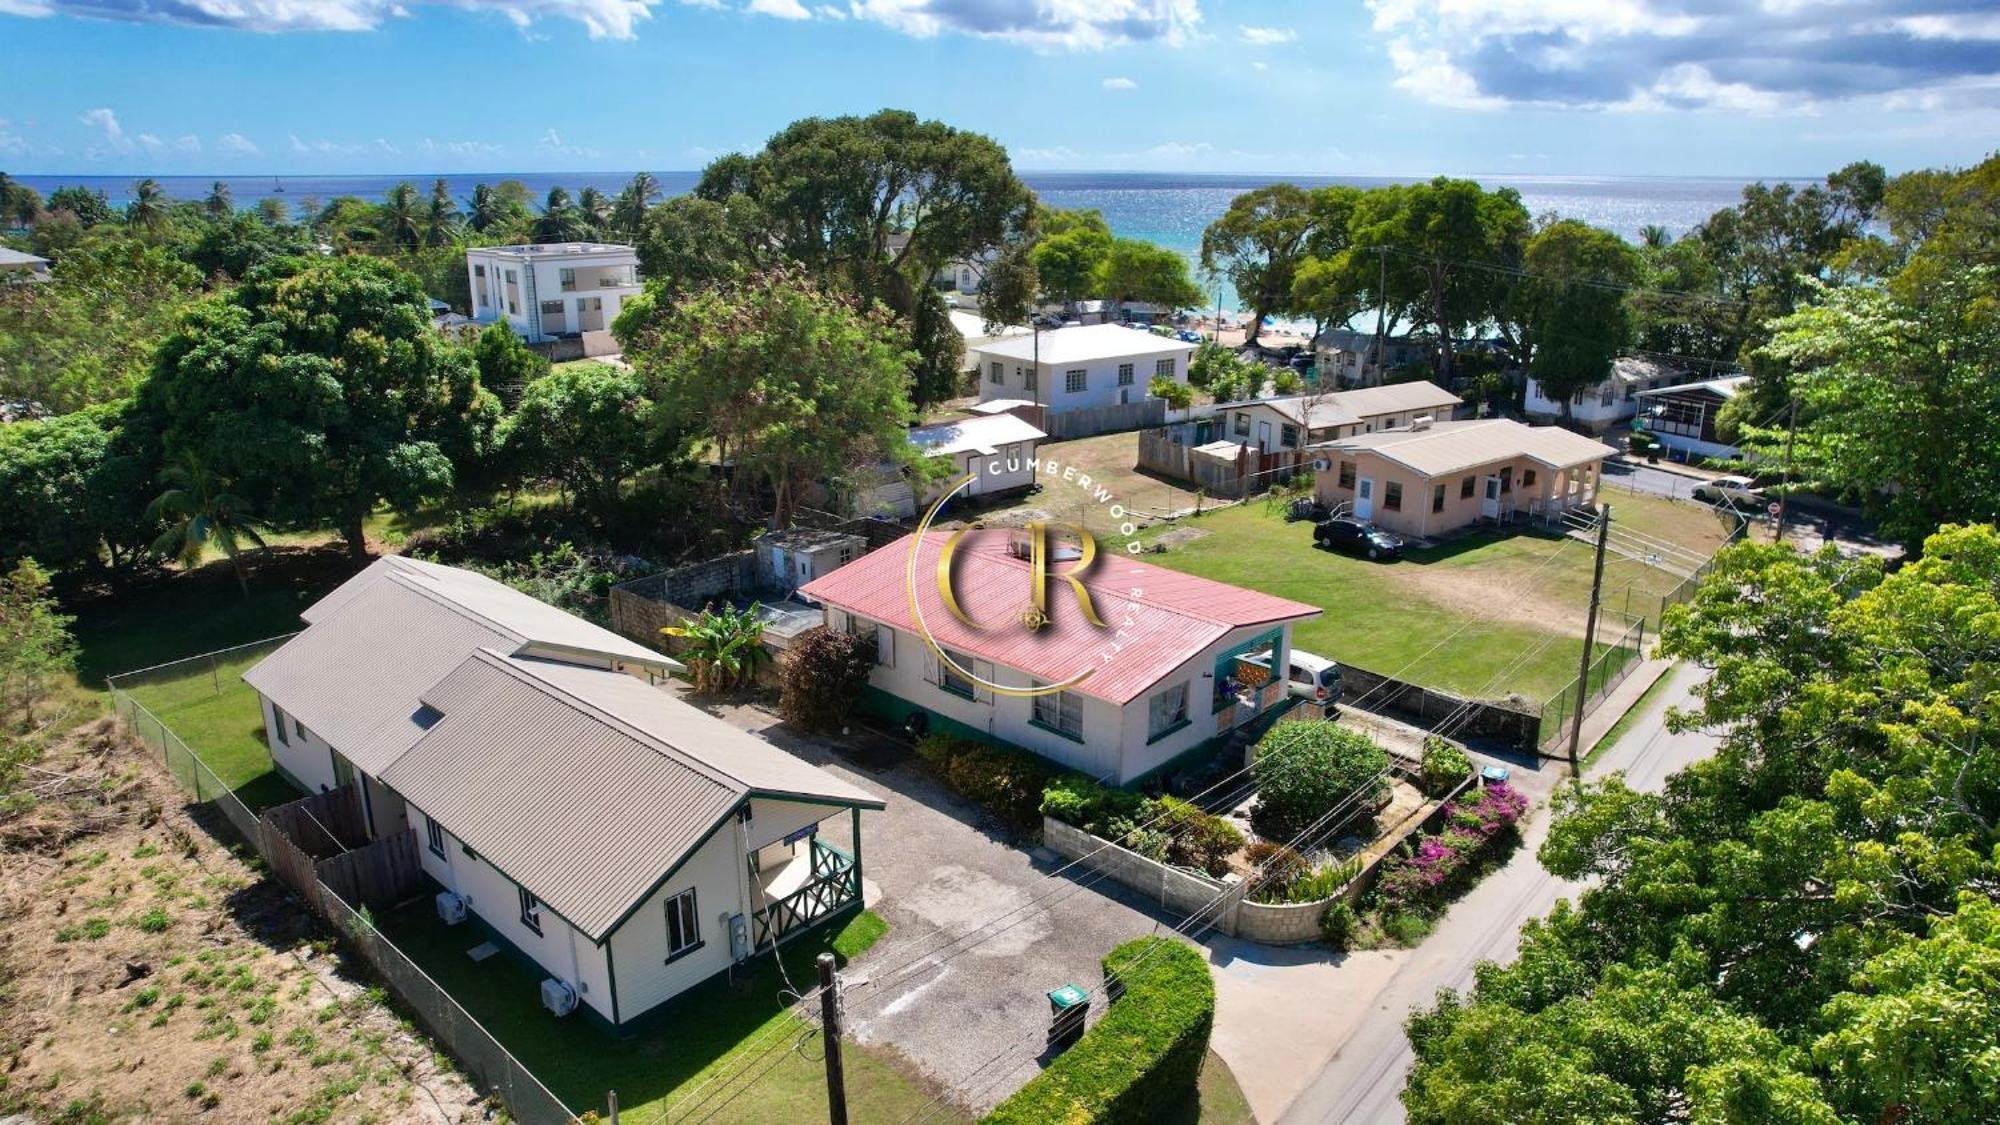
left=1241, top=648, right=1344, bottom=702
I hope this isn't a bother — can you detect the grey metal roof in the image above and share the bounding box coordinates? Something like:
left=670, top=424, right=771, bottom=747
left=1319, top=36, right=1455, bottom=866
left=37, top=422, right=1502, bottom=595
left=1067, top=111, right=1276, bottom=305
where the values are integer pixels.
left=381, top=651, right=881, bottom=940
left=245, top=556, right=678, bottom=775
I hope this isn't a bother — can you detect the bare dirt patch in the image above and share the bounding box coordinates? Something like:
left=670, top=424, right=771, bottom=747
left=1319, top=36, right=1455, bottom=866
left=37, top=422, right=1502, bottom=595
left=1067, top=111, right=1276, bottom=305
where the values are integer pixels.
left=0, top=719, right=484, bottom=1124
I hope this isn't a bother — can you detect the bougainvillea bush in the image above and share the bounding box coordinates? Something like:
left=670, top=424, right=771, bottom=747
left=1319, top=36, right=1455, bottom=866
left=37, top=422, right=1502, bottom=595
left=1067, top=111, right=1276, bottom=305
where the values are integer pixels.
left=1371, top=782, right=1529, bottom=917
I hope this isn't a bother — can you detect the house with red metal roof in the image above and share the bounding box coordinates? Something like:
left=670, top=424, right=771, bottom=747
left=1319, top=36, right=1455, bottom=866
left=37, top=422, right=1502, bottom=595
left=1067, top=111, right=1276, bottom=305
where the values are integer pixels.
left=798, top=530, right=1321, bottom=784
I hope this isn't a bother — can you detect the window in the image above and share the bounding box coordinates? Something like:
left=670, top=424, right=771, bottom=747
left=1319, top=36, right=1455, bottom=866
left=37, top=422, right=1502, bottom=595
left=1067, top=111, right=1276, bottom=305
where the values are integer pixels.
left=1148, top=683, right=1189, bottom=740
left=504, top=269, right=516, bottom=284
left=1234, top=413, right=1251, bottom=437
left=1032, top=688, right=1084, bottom=740
left=665, top=888, right=701, bottom=960
left=1024, top=367, right=1038, bottom=392
left=507, top=298, right=518, bottom=315
left=1155, top=357, right=1175, bottom=378
left=1337, top=461, right=1356, bottom=490
left=1460, top=475, right=1476, bottom=499
left=1117, top=363, right=1134, bottom=386
left=853, top=619, right=894, bottom=667
left=1383, top=482, right=1403, bottom=511
left=1599, top=386, right=1616, bottom=407
left=939, top=649, right=976, bottom=700
left=989, top=361, right=1004, bottom=385
left=518, top=886, right=542, bottom=934
left=1500, top=467, right=1513, bottom=494
left=271, top=703, right=289, bottom=746
left=539, top=300, right=563, bottom=317
left=473, top=264, right=485, bottom=278
left=425, top=816, right=447, bottom=859
left=559, top=267, right=577, bottom=292
left=1064, top=369, right=1087, bottom=394
left=1432, top=484, right=1446, bottom=513
left=294, top=716, right=306, bottom=741
left=1280, top=424, right=1299, bottom=448
left=1523, top=469, right=1537, bottom=488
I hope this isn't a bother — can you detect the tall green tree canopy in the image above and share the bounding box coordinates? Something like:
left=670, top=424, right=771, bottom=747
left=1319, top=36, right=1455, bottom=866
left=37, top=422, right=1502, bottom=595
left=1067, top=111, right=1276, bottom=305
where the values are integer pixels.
left=0, top=238, right=204, bottom=412
left=1404, top=526, right=2000, bottom=1124
left=140, top=255, right=496, bottom=562
left=1512, top=220, right=1640, bottom=417
left=0, top=402, right=155, bottom=580
left=1092, top=237, right=1202, bottom=312
left=1031, top=208, right=1113, bottom=306
left=615, top=265, right=918, bottom=528
left=1200, top=183, right=1315, bottom=345
left=499, top=361, right=657, bottom=519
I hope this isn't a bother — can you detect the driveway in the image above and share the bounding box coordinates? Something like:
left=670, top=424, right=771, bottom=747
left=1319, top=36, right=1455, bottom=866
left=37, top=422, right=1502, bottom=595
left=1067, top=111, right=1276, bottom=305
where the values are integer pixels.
left=692, top=696, right=1168, bottom=1116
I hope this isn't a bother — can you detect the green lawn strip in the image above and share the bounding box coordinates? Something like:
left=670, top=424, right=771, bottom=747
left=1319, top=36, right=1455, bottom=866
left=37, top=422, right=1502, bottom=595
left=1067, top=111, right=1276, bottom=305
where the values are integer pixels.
left=125, top=661, right=278, bottom=794
left=1187, top=1051, right=1257, bottom=1125
left=1583, top=664, right=1678, bottom=768
left=378, top=905, right=951, bottom=1124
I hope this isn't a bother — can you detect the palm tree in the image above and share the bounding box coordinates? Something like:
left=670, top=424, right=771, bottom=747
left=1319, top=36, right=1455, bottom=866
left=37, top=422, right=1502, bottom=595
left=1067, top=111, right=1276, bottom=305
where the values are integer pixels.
left=532, top=186, right=586, bottom=242
left=380, top=181, right=422, bottom=249
left=126, top=178, right=168, bottom=233
left=203, top=180, right=233, bottom=219
left=465, top=183, right=503, bottom=233
left=423, top=178, right=459, bottom=247
left=1639, top=224, right=1671, bottom=250
left=612, top=171, right=661, bottom=239
left=577, top=186, right=614, bottom=238
left=144, top=455, right=266, bottom=596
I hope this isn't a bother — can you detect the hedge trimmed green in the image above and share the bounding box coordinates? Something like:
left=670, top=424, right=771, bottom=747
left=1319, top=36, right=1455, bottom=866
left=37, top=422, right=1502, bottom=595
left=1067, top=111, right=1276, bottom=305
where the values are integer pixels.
left=984, top=937, right=1214, bottom=1124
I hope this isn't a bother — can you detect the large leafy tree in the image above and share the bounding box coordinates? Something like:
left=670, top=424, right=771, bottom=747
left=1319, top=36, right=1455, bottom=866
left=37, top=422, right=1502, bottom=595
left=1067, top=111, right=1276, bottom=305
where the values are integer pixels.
left=1093, top=238, right=1202, bottom=312
left=0, top=238, right=204, bottom=412
left=140, top=255, right=497, bottom=563
left=1403, top=527, right=2000, bottom=1123
left=635, top=194, right=777, bottom=292
left=189, top=212, right=311, bottom=281
left=0, top=403, right=154, bottom=580
left=615, top=265, right=918, bottom=528
left=1510, top=220, right=1640, bottom=418
left=499, top=361, right=658, bottom=518
left=1289, top=184, right=1369, bottom=340
left=45, top=186, right=115, bottom=228
left=470, top=321, right=548, bottom=410
left=1031, top=208, right=1113, bottom=307
left=1200, top=183, right=1315, bottom=345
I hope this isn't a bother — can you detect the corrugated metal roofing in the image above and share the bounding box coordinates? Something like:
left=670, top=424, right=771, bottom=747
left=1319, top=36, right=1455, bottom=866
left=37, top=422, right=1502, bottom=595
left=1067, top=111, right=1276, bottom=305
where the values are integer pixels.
left=245, top=556, right=679, bottom=775
left=909, top=414, right=1047, bottom=457
left=970, top=323, right=1195, bottom=365
left=799, top=532, right=1319, bottom=705
left=1327, top=419, right=1616, bottom=477
left=1221, top=381, right=1460, bottom=430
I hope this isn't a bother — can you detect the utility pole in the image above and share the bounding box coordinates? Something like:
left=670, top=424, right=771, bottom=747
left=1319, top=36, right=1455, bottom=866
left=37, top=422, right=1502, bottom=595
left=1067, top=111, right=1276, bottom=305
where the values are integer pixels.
left=1371, top=246, right=1387, bottom=384
left=817, top=953, right=849, bottom=1125
left=1568, top=503, right=1612, bottom=778
left=1774, top=397, right=1797, bottom=544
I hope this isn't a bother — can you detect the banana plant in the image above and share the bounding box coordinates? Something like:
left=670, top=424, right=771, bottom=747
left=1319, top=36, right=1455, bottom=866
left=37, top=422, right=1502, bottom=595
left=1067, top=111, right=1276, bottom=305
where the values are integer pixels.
left=662, top=603, right=770, bottom=694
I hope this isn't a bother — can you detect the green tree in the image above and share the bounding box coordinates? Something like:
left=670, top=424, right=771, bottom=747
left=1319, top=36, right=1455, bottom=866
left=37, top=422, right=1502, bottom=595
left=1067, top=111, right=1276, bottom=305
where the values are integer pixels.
left=634, top=194, right=776, bottom=292
left=0, top=560, right=76, bottom=733
left=464, top=182, right=506, bottom=234
left=1, top=174, right=43, bottom=227
left=423, top=178, right=459, bottom=247
left=1249, top=722, right=1390, bottom=842
left=778, top=625, right=877, bottom=732
left=662, top=603, right=769, bottom=694
left=1289, top=185, right=1368, bottom=338
left=1200, top=183, right=1315, bottom=345
left=125, top=178, right=168, bottom=234
left=380, top=181, right=423, bottom=250
left=144, top=453, right=266, bottom=594
left=616, top=265, right=919, bottom=528
left=189, top=212, right=311, bottom=281
left=0, top=238, right=203, bottom=411
left=1031, top=208, right=1113, bottom=306
left=141, top=255, right=495, bottom=563
left=532, top=186, right=586, bottom=242
left=1092, top=238, right=1202, bottom=312
left=202, top=180, right=233, bottom=220
left=1512, top=220, right=1640, bottom=419
left=254, top=197, right=290, bottom=226
left=499, top=362, right=656, bottom=517
left=0, top=404, right=154, bottom=579
left=1148, top=375, right=1193, bottom=410
left=577, top=186, right=614, bottom=237
left=611, top=171, right=661, bottom=240
left=469, top=321, right=548, bottom=409
left=45, top=186, right=114, bottom=228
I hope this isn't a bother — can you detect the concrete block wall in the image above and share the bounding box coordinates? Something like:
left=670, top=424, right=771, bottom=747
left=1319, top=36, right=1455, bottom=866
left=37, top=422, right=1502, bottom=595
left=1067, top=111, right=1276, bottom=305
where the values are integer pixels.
left=1042, top=816, right=1244, bottom=936
left=1338, top=663, right=1540, bottom=750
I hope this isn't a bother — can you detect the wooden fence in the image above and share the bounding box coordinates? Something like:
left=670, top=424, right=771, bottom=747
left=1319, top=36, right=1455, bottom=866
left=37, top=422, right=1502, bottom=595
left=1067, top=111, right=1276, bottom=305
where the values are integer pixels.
left=1043, top=397, right=1167, bottom=439
left=1136, top=427, right=1317, bottom=499
left=258, top=785, right=426, bottom=911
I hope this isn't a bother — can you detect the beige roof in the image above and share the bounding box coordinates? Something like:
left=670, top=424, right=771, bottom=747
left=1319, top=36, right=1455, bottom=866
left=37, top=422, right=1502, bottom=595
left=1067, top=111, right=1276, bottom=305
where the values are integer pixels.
left=1325, top=419, right=1615, bottom=478
left=380, top=652, right=881, bottom=941
left=1227, top=381, right=1461, bottom=430
left=245, top=556, right=677, bottom=775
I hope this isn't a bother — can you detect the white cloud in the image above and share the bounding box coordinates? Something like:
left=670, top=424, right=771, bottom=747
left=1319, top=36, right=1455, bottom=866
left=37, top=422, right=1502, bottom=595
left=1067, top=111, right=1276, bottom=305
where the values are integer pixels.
left=813, top=3, right=843, bottom=17
left=218, top=132, right=259, bottom=154
left=745, top=0, right=808, bottom=17
left=375, top=137, right=400, bottom=154
left=25, top=0, right=661, bottom=40
left=1102, top=76, right=1137, bottom=90
left=289, top=133, right=363, bottom=155
left=537, top=127, right=601, bottom=158
left=420, top=137, right=504, bottom=156
left=79, top=107, right=128, bottom=151
left=1368, top=0, right=2000, bottom=113
left=1238, top=25, right=1293, bottom=45
left=846, top=0, right=1201, bottom=51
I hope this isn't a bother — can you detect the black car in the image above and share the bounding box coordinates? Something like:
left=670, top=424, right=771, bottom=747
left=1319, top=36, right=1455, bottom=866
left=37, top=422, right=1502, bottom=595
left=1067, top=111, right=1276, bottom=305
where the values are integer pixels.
left=1314, top=517, right=1405, bottom=560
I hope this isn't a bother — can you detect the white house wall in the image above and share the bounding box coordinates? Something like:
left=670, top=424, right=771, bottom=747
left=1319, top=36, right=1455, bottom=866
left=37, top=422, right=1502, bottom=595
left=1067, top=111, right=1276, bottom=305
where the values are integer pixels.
left=258, top=692, right=339, bottom=795
left=605, top=819, right=746, bottom=1023
left=405, top=800, right=618, bottom=1023
left=971, top=344, right=1192, bottom=414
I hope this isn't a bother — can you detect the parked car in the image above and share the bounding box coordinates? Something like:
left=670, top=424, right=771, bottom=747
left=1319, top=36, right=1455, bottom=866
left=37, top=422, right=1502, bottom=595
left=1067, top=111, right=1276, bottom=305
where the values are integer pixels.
left=1240, top=648, right=1344, bottom=703
left=1314, top=517, right=1405, bottom=560
left=1176, top=329, right=1203, bottom=343
left=1693, top=475, right=1763, bottom=506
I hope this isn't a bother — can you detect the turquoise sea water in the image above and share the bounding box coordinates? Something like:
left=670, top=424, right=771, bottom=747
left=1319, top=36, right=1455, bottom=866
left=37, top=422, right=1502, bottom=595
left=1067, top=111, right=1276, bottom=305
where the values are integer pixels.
left=16, top=170, right=1770, bottom=311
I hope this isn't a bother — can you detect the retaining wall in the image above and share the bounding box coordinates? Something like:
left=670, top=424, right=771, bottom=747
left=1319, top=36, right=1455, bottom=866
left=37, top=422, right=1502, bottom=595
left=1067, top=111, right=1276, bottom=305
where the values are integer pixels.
left=1041, top=816, right=1244, bottom=936
left=1338, top=663, right=1540, bottom=750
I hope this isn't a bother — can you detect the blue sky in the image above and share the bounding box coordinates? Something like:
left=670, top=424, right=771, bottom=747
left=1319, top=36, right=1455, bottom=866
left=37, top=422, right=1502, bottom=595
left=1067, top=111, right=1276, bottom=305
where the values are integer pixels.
left=2, top=0, right=1996, bottom=177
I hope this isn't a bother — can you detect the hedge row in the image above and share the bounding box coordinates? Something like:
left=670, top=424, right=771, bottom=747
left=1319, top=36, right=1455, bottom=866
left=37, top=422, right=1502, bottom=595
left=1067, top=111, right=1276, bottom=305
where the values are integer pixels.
left=984, top=937, right=1215, bottom=1125
left=914, top=733, right=1060, bottom=831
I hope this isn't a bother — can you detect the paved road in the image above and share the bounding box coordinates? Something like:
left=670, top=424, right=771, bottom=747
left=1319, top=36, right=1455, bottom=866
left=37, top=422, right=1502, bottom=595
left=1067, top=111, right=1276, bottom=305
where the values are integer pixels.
left=1600, top=458, right=1705, bottom=501
left=1276, top=664, right=1719, bottom=1125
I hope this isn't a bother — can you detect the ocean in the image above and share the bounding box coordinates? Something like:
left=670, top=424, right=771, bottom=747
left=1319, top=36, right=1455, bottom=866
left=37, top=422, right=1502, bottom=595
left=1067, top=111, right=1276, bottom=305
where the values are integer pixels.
left=13, top=170, right=1769, bottom=311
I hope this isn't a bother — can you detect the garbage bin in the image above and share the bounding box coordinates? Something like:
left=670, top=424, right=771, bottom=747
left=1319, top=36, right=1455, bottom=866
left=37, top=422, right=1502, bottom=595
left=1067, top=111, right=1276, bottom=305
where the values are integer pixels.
left=1047, top=985, right=1089, bottom=1051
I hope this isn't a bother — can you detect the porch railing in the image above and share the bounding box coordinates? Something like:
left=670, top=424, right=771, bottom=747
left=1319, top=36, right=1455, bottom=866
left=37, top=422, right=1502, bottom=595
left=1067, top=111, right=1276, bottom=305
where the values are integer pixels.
left=753, top=837, right=859, bottom=949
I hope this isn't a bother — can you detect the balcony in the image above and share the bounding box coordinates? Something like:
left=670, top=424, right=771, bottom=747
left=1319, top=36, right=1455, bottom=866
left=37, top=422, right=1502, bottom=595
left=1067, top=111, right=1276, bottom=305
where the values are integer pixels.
left=751, top=837, right=860, bottom=950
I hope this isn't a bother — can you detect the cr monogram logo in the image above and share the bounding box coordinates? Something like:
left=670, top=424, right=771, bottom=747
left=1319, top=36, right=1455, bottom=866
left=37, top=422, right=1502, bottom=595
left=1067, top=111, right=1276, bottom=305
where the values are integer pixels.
left=936, top=520, right=1109, bottom=633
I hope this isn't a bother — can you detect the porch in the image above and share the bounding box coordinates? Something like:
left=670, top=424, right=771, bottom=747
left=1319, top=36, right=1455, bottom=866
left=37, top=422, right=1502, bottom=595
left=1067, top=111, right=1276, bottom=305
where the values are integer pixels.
left=752, top=830, right=862, bottom=951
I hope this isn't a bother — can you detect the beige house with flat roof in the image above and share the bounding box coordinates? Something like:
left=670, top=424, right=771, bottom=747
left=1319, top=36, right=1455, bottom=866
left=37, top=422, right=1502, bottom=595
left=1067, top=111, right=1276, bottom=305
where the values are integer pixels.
left=1313, top=419, right=1615, bottom=538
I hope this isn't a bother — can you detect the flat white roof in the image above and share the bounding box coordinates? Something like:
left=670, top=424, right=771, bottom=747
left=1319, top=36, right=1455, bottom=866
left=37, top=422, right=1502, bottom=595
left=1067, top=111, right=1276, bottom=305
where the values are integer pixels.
left=949, top=310, right=1030, bottom=340
left=468, top=242, right=636, bottom=260
left=908, top=413, right=1046, bottom=458
left=970, top=323, right=1195, bottom=366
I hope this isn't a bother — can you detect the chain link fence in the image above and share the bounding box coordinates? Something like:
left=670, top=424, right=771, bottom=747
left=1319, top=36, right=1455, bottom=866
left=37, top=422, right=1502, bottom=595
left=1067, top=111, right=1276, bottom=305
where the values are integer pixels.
left=107, top=643, right=579, bottom=1125
left=1535, top=614, right=1649, bottom=755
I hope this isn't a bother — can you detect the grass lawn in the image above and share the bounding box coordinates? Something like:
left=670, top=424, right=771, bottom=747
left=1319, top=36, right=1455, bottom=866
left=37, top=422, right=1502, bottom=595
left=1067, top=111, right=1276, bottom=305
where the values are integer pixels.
left=379, top=904, right=960, bottom=1124
left=1141, top=498, right=1725, bottom=702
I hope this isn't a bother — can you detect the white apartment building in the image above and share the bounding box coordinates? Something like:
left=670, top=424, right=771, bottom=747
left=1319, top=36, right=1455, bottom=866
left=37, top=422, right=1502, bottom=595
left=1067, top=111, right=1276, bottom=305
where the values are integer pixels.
left=969, top=323, right=1194, bottom=414
left=467, top=243, right=641, bottom=356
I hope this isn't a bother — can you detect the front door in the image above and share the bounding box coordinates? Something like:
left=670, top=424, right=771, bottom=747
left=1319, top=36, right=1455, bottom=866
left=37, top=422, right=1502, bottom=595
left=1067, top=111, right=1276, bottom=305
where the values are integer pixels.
left=1481, top=476, right=1501, bottom=519
left=1257, top=420, right=1273, bottom=453
left=1355, top=477, right=1375, bottom=520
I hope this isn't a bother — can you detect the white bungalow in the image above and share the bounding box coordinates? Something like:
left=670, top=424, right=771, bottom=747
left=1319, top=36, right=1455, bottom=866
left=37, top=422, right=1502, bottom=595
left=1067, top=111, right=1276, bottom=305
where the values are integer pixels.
left=244, top=556, right=882, bottom=1029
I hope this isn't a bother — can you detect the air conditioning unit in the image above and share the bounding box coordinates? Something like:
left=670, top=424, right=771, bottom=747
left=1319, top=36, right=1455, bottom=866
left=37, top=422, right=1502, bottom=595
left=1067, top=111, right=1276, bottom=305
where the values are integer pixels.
left=540, top=978, right=579, bottom=1018
left=1411, top=415, right=1434, bottom=431
left=435, top=892, right=467, bottom=926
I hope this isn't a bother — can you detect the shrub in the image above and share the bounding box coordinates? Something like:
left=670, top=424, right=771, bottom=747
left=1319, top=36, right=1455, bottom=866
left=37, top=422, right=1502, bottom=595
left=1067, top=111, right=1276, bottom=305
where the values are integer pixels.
left=1370, top=782, right=1529, bottom=917
left=1152, top=797, right=1244, bottom=878
left=1041, top=774, right=1145, bottom=837
left=916, top=734, right=1058, bottom=830
left=1319, top=900, right=1357, bottom=949
left=662, top=603, right=769, bottom=694
left=1244, top=841, right=1310, bottom=900
left=777, top=626, right=876, bottom=732
left=986, top=937, right=1214, bottom=1125
left=1417, top=737, right=1474, bottom=799
left=1249, top=723, right=1390, bottom=843
left=1148, top=375, right=1194, bottom=410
